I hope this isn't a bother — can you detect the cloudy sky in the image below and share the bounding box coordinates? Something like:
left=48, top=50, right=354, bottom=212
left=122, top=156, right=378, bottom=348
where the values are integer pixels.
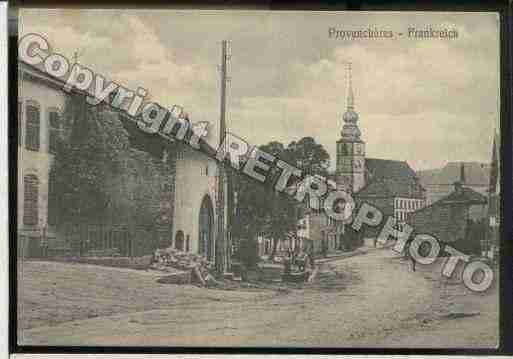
left=20, top=9, right=500, bottom=171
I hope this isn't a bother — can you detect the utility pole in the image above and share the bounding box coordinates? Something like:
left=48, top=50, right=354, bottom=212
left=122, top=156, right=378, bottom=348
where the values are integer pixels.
left=215, top=40, right=228, bottom=277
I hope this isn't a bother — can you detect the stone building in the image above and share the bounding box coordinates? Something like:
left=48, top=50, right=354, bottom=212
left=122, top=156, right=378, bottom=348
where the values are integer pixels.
left=407, top=181, right=487, bottom=255
left=18, top=60, right=229, bottom=266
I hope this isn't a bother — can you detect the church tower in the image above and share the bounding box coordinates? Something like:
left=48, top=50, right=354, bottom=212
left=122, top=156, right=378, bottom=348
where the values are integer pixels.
left=336, top=62, right=366, bottom=193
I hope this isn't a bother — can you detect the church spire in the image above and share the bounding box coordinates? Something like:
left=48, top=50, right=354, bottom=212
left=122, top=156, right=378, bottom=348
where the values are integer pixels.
left=347, top=62, right=354, bottom=109
left=341, top=61, right=361, bottom=141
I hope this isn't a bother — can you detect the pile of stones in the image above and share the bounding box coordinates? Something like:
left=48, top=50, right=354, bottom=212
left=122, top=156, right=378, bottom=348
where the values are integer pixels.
left=151, top=247, right=218, bottom=286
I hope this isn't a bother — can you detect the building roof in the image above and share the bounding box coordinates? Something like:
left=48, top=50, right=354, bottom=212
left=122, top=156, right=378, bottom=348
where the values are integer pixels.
left=365, top=158, right=417, bottom=180
left=438, top=184, right=487, bottom=205
left=356, top=158, right=425, bottom=199
left=417, top=161, right=490, bottom=188
left=411, top=183, right=487, bottom=219
left=20, top=60, right=218, bottom=158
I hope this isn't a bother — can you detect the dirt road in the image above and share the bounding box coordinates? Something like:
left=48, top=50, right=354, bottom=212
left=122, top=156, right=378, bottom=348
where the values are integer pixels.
left=18, top=248, right=498, bottom=348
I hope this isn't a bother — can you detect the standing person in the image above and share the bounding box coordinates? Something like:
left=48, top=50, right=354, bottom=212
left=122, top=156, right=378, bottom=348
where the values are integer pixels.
left=305, top=248, right=316, bottom=282
left=404, top=241, right=416, bottom=272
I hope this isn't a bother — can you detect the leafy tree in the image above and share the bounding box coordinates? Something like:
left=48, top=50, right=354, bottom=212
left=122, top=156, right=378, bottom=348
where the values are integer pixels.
left=233, top=137, right=330, bottom=260
left=287, top=136, right=330, bottom=177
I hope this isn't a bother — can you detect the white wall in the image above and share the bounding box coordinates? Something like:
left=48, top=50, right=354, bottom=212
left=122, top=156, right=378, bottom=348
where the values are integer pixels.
left=173, top=145, right=219, bottom=255
left=18, top=78, right=66, bottom=232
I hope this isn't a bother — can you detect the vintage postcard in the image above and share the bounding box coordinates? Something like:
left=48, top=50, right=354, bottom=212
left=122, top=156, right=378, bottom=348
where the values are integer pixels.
left=16, top=9, right=500, bottom=348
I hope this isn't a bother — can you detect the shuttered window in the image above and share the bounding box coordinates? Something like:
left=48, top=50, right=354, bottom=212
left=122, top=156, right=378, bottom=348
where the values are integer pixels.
left=25, top=102, right=40, bottom=151
left=23, top=174, right=39, bottom=225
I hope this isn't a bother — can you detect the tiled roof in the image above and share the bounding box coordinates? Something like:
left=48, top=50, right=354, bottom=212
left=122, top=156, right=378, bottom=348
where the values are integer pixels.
left=357, top=158, right=425, bottom=198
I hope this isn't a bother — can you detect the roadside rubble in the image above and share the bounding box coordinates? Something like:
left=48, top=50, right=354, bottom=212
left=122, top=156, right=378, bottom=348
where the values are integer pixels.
left=150, top=248, right=322, bottom=289
left=151, top=247, right=220, bottom=287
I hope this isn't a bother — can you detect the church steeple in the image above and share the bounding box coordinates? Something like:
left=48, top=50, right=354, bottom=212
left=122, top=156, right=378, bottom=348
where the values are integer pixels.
left=347, top=62, right=354, bottom=109
left=341, top=62, right=361, bottom=142
left=336, top=61, right=366, bottom=193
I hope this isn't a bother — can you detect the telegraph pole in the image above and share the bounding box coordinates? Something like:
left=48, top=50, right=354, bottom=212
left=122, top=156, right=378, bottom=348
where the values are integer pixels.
left=215, top=40, right=228, bottom=277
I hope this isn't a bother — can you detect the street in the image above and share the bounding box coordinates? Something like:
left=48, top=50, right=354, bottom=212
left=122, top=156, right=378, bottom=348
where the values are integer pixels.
left=18, top=248, right=498, bottom=348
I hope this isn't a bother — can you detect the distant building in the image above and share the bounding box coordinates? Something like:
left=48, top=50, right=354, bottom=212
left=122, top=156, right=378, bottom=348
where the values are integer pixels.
left=357, top=159, right=426, bottom=232
left=335, top=63, right=426, bottom=240
left=417, top=161, right=490, bottom=205
left=297, top=64, right=428, bottom=253
left=408, top=181, right=487, bottom=255
left=296, top=177, right=342, bottom=255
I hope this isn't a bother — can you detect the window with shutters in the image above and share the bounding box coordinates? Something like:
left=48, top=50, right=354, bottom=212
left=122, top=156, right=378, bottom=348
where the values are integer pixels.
left=23, top=174, right=39, bottom=226
left=48, top=110, right=61, bottom=154
left=25, top=101, right=40, bottom=151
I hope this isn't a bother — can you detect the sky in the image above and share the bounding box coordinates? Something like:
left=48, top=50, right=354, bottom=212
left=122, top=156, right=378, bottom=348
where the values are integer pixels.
left=20, top=9, right=500, bottom=171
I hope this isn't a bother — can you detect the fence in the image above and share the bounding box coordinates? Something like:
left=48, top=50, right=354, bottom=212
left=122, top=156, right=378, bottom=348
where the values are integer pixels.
left=65, top=223, right=170, bottom=257
left=19, top=223, right=172, bottom=259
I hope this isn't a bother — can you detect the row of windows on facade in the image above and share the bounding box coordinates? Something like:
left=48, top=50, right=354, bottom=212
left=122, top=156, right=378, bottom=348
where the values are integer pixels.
left=18, top=100, right=62, bottom=153
left=395, top=198, right=423, bottom=211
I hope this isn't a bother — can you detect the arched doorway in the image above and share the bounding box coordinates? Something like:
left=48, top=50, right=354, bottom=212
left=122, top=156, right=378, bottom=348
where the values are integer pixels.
left=175, top=230, right=184, bottom=251
left=199, top=195, right=214, bottom=260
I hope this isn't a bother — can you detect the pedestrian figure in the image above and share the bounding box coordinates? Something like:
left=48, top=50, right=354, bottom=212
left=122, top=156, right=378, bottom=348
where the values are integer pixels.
left=405, top=242, right=416, bottom=272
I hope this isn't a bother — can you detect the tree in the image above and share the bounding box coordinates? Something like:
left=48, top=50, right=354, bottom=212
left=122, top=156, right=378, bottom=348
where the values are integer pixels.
left=286, top=137, right=330, bottom=177
left=233, top=137, right=330, bottom=260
